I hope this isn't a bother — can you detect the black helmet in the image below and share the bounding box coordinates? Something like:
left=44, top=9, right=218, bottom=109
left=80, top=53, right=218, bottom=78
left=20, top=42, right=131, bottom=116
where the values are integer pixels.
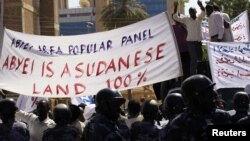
left=233, top=91, right=249, bottom=112
left=181, top=74, right=215, bottom=111
left=0, top=98, right=17, bottom=114
left=0, top=99, right=17, bottom=123
left=182, top=75, right=215, bottom=101
left=95, top=88, right=125, bottom=120
left=95, top=88, right=125, bottom=108
left=163, top=93, right=184, bottom=119
left=53, top=103, right=71, bottom=126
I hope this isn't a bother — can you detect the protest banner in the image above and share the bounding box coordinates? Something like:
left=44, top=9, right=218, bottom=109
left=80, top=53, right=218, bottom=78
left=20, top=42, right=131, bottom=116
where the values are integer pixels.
left=71, top=96, right=95, bottom=105
left=201, top=21, right=210, bottom=42
left=0, top=12, right=182, bottom=97
left=16, top=95, right=48, bottom=112
left=231, top=10, right=250, bottom=42
left=207, top=42, right=250, bottom=89
left=202, top=10, right=250, bottom=42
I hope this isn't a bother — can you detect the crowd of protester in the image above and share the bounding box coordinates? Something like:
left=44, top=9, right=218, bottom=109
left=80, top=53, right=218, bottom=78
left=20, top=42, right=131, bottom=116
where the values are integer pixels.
left=0, top=1, right=249, bottom=141
left=1, top=74, right=250, bottom=141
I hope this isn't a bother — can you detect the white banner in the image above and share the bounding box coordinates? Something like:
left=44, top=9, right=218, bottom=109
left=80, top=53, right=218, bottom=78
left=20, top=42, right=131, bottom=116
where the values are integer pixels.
left=207, top=42, right=250, bottom=89
left=71, top=96, right=95, bottom=105
left=0, top=12, right=182, bottom=98
left=16, top=95, right=48, bottom=112
left=201, top=21, right=210, bottom=42
left=231, top=10, right=250, bottom=42
left=202, top=11, right=250, bottom=42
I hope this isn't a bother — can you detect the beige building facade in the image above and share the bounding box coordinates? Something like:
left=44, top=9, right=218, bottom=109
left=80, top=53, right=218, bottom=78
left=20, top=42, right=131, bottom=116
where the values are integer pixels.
left=1, top=0, right=63, bottom=35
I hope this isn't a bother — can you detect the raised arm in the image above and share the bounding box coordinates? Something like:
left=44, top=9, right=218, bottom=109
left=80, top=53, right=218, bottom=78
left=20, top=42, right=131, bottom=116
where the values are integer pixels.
left=172, top=1, right=186, bottom=24
left=197, top=0, right=205, bottom=11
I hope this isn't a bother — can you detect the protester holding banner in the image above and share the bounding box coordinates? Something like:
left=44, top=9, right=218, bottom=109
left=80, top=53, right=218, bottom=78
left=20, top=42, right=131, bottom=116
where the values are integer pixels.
left=213, top=4, right=234, bottom=42
left=16, top=99, right=55, bottom=141
left=172, top=15, right=189, bottom=79
left=173, top=0, right=205, bottom=75
left=205, top=4, right=225, bottom=42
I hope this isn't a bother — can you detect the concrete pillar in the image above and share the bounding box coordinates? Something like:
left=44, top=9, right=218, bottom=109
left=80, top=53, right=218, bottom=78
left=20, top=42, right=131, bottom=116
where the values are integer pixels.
left=40, top=0, right=59, bottom=35
left=95, top=0, right=109, bottom=32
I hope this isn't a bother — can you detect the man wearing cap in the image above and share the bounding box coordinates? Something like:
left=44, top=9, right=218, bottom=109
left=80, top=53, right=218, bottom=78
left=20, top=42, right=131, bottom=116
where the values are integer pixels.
left=83, top=88, right=129, bottom=141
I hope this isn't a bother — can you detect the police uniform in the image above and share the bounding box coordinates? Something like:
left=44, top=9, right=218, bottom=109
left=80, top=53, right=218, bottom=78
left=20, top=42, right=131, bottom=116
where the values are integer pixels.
left=42, top=125, right=79, bottom=141
left=167, top=108, right=231, bottom=141
left=83, top=113, right=128, bottom=141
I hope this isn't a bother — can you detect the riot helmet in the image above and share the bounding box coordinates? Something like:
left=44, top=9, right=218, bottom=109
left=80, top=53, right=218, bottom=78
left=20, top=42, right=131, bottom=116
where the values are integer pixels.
left=233, top=91, right=250, bottom=112
left=181, top=74, right=216, bottom=112
left=0, top=99, right=17, bottom=123
left=95, top=88, right=125, bottom=121
left=163, top=93, right=184, bottom=120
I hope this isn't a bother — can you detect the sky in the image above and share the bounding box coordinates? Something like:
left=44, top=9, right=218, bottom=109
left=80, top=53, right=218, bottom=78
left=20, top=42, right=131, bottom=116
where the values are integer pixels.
left=68, top=0, right=80, bottom=8
left=185, top=0, right=210, bottom=14
left=68, top=0, right=205, bottom=14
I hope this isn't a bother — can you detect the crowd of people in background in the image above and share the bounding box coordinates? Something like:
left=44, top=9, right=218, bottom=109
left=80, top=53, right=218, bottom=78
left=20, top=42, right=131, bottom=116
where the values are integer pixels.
left=1, top=0, right=250, bottom=141
left=1, top=74, right=250, bottom=141
left=154, top=0, right=237, bottom=102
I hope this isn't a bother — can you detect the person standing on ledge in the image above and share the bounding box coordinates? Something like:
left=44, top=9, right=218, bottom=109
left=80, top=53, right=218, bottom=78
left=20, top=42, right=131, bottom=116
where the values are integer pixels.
left=173, top=0, right=205, bottom=75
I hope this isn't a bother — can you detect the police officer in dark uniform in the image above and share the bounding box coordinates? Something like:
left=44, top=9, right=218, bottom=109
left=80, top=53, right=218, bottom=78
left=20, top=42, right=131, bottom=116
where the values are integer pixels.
left=231, top=91, right=249, bottom=124
left=0, top=99, right=29, bottom=141
left=162, top=93, right=184, bottom=121
left=82, top=88, right=128, bottom=141
left=159, top=93, right=185, bottom=141
left=167, top=74, right=231, bottom=141
left=42, top=103, right=80, bottom=141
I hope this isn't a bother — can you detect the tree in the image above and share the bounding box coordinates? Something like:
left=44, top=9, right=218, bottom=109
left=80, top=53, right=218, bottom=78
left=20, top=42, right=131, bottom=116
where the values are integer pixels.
left=100, top=0, right=149, bottom=30
left=209, top=0, right=250, bottom=19
left=100, top=0, right=149, bottom=99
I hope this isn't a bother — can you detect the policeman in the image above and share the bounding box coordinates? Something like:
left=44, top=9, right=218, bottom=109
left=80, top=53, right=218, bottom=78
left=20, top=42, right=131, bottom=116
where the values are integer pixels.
left=159, top=93, right=184, bottom=141
left=162, top=93, right=184, bottom=121
left=0, top=99, right=29, bottom=141
left=42, top=104, right=80, bottom=141
left=167, top=74, right=231, bottom=141
left=231, top=91, right=249, bottom=124
left=83, top=88, right=128, bottom=141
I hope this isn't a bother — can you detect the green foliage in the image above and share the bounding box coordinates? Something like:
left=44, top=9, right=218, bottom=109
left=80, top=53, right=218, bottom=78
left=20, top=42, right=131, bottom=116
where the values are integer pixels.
left=209, top=0, right=250, bottom=19
left=202, top=45, right=208, bottom=61
left=100, top=0, right=149, bottom=30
